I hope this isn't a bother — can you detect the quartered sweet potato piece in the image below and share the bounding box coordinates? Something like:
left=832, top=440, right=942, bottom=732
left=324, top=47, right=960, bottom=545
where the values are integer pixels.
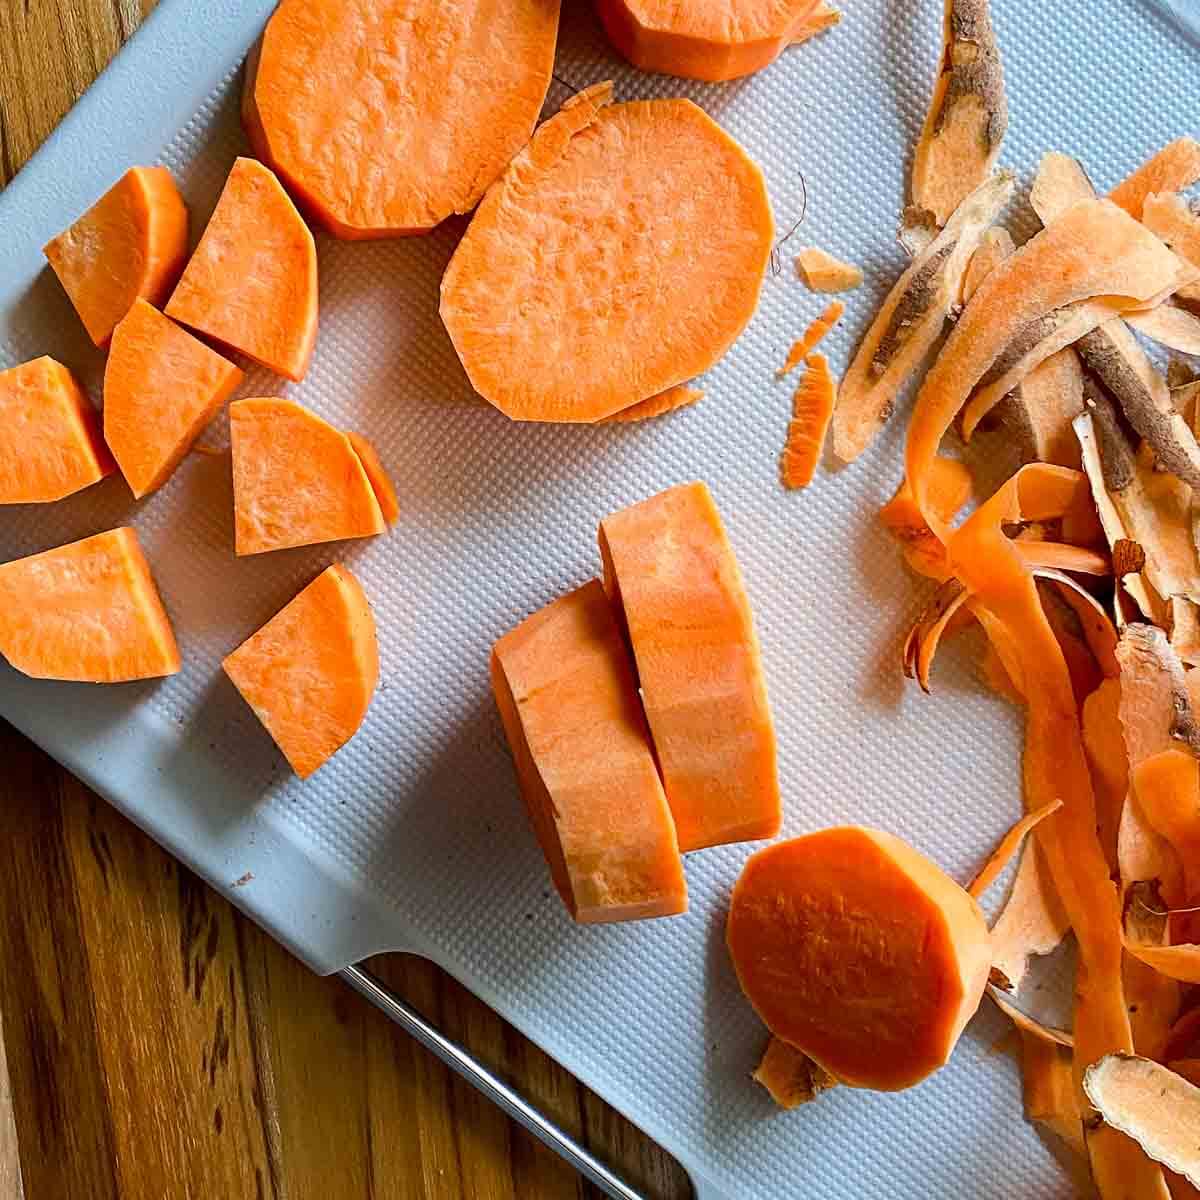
left=833, top=171, right=1014, bottom=463
left=727, top=827, right=992, bottom=1091
left=795, top=247, right=862, bottom=293
left=1109, top=138, right=1200, bottom=220
left=753, top=1036, right=836, bottom=1109
left=595, top=0, right=839, bottom=82
left=244, top=0, right=560, bottom=237
left=778, top=301, right=843, bottom=376
left=166, top=157, right=317, bottom=382
left=491, top=580, right=687, bottom=923
left=599, top=482, right=779, bottom=851
left=345, top=433, right=399, bottom=525
left=223, top=564, right=377, bottom=779
left=104, top=300, right=243, bottom=499
left=600, top=385, right=704, bottom=424
left=0, top=528, right=179, bottom=682
left=43, top=166, right=188, bottom=347
left=0, top=356, right=114, bottom=503
left=229, top=399, right=386, bottom=555
left=909, top=0, right=1008, bottom=227
left=906, top=197, right=1196, bottom=525
left=440, top=84, right=773, bottom=422
left=780, top=352, right=837, bottom=489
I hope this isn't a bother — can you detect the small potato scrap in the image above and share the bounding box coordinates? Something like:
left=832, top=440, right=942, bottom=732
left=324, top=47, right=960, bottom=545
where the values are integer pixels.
left=752, top=1037, right=837, bottom=1109
left=778, top=301, right=843, bottom=377
left=794, top=247, right=863, bottom=293
left=780, top=352, right=838, bottom=489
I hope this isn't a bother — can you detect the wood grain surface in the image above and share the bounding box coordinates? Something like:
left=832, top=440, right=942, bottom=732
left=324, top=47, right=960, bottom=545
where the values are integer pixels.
left=0, top=5, right=692, bottom=1198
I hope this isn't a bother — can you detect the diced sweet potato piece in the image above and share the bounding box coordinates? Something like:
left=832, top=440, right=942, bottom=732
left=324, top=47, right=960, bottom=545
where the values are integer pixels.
left=0, top=528, right=179, bottom=682
left=223, top=564, right=377, bottom=778
left=43, top=166, right=187, bottom=347
left=491, top=580, right=687, bottom=923
left=0, top=356, right=114, bottom=503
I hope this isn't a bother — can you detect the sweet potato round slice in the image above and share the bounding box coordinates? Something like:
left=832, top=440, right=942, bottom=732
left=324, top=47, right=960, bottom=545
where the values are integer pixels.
left=726, top=827, right=992, bottom=1091
left=440, top=84, right=773, bottom=422
left=43, top=166, right=188, bottom=348
left=223, top=564, right=377, bottom=779
left=491, top=580, right=687, bottom=923
left=166, top=157, right=317, bottom=382
left=596, top=0, right=838, bottom=82
left=105, top=300, right=243, bottom=499
left=599, top=481, right=780, bottom=852
left=229, top=399, right=386, bottom=556
left=0, top=528, right=179, bottom=682
left=243, top=0, right=560, bottom=238
left=0, top=356, right=114, bottom=503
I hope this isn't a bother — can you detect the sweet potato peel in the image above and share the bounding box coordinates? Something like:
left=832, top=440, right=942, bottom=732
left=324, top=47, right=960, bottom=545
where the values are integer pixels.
left=780, top=352, right=837, bottom=489
left=1031, top=152, right=1097, bottom=227
left=989, top=838, right=1070, bottom=992
left=1126, top=304, right=1200, bottom=356
left=910, top=0, right=1009, bottom=227
left=1109, top=138, right=1200, bottom=220
left=1141, top=192, right=1200, bottom=309
left=752, top=1036, right=837, bottom=1109
left=833, top=171, right=1014, bottom=463
left=600, top=385, right=704, bottom=424
left=880, top=455, right=973, bottom=582
left=969, top=801, right=1063, bottom=899
left=961, top=226, right=1014, bottom=302
left=778, top=301, right=843, bottom=376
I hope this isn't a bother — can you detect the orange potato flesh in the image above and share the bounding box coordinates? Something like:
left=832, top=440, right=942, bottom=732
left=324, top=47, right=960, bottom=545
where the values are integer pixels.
left=595, top=0, right=838, bottom=83
left=104, top=300, right=243, bottom=499
left=223, top=564, right=377, bottom=779
left=879, top=455, right=973, bottom=582
left=43, top=166, right=188, bottom=347
left=490, top=580, right=687, bottom=923
left=780, top=352, right=837, bottom=490
left=0, top=356, right=114, bottom=503
left=599, top=482, right=780, bottom=852
left=229, top=399, right=386, bottom=556
left=166, top=157, right=317, bottom=382
left=600, top=385, right=704, bottom=424
left=243, top=0, right=560, bottom=238
left=778, top=301, right=844, bottom=377
left=440, top=84, right=773, bottom=422
left=727, top=827, right=992, bottom=1091
left=1109, top=138, right=1200, bottom=220
left=752, top=1036, right=836, bottom=1109
left=794, top=247, right=863, bottom=293
left=345, top=432, right=400, bottom=525
left=0, top=528, right=179, bottom=682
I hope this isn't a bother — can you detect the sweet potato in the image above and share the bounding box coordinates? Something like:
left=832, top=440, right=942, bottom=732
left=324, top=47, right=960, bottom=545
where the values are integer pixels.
left=880, top=454, right=974, bottom=582
left=599, top=482, right=779, bottom=852
left=43, top=166, right=187, bottom=347
left=1109, top=139, right=1200, bottom=221
left=166, top=157, right=317, bottom=382
left=599, top=385, right=703, bottom=424
left=833, top=171, right=1014, bottom=463
left=794, top=248, right=862, bottom=293
left=223, top=564, right=377, bottom=779
left=104, top=300, right=243, bottom=499
left=969, top=801, right=1062, bottom=899
left=0, top=528, right=179, bottom=682
left=910, top=0, right=1008, bottom=227
left=440, top=84, right=773, bottom=422
left=0, top=356, right=114, bottom=503
left=1030, top=152, right=1096, bottom=227
left=490, top=580, right=687, bottom=923
left=229, top=399, right=386, bottom=556
left=1083, top=677, right=1127, bottom=874
left=778, top=301, right=843, bottom=377
left=244, top=0, right=560, bottom=238
left=345, top=433, right=399, bottom=525
left=906, top=198, right=1196, bottom=527
left=1141, top=192, right=1200, bottom=309
left=595, top=0, right=839, bottom=83
left=726, top=827, right=992, bottom=1091
left=780, top=352, right=837, bottom=490
left=752, top=1037, right=836, bottom=1109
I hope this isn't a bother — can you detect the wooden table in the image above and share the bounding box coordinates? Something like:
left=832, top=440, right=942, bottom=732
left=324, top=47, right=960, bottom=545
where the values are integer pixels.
left=0, top=6, right=692, bottom=1197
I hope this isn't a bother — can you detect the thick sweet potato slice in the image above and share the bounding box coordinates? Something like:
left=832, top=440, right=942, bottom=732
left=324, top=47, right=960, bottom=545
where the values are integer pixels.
left=778, top=301, right=843, bottom=376
left=727, top=827, right=992, bottom=1091
left=833, top=171, right=1013, bottom=462
left=599, top=482, right=779, bottom=852
left=753, top=1036, right=837, bottom=1109
left=0, top=356, right=114, bottom=503
left=166, top=157, right=317, bottom=382
left=595, top=0, right=839, bottom=83
left=223, top=564, right=377, bottom=779
left=1110, top=139, right=1200, bottom=220
left=1141, top=192, right=1200, bottom=309
left=43, top=166, right=187, bottom=348
left=244, top=0, right=560, bottom=238
left=780, top=352, right=837, bottom=489
left=104, top=300, right=243, bottom=499
left=909, top=0, right=1008, bottom=227
left=229, top=399, right=385, bottom=556
left=906, top=198, right=1196, bottom=527
left=600, top=385, right=703, bottom=424
left=795, top=247, right=862, bottom=293
left=345, top=433, right=399, bottom=525
left=491, top=580, right=687, bottom=923
left=441, top=85, right=773, bottom=422
left=0, top=528, right=179, bottom=682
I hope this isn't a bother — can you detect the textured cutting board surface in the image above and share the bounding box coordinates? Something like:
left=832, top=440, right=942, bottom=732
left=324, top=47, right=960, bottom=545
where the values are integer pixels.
left=1, top=2, right=1196, bottom=1196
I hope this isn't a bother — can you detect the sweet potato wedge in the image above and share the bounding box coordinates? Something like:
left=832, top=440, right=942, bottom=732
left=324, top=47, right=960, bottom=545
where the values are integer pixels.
left=223, top=564, right=377, bottom=778
left=43, top=166, right=187, bottom=347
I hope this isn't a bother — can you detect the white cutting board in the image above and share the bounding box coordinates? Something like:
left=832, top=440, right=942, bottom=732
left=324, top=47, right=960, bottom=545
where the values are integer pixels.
left=1, top=2, right=1195, bottom=1196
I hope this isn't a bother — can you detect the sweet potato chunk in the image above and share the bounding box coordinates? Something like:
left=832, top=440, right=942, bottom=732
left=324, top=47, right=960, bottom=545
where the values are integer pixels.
left=223, top=564, right=377, bottom=778
left=794, top=247, right=862, bottom=293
